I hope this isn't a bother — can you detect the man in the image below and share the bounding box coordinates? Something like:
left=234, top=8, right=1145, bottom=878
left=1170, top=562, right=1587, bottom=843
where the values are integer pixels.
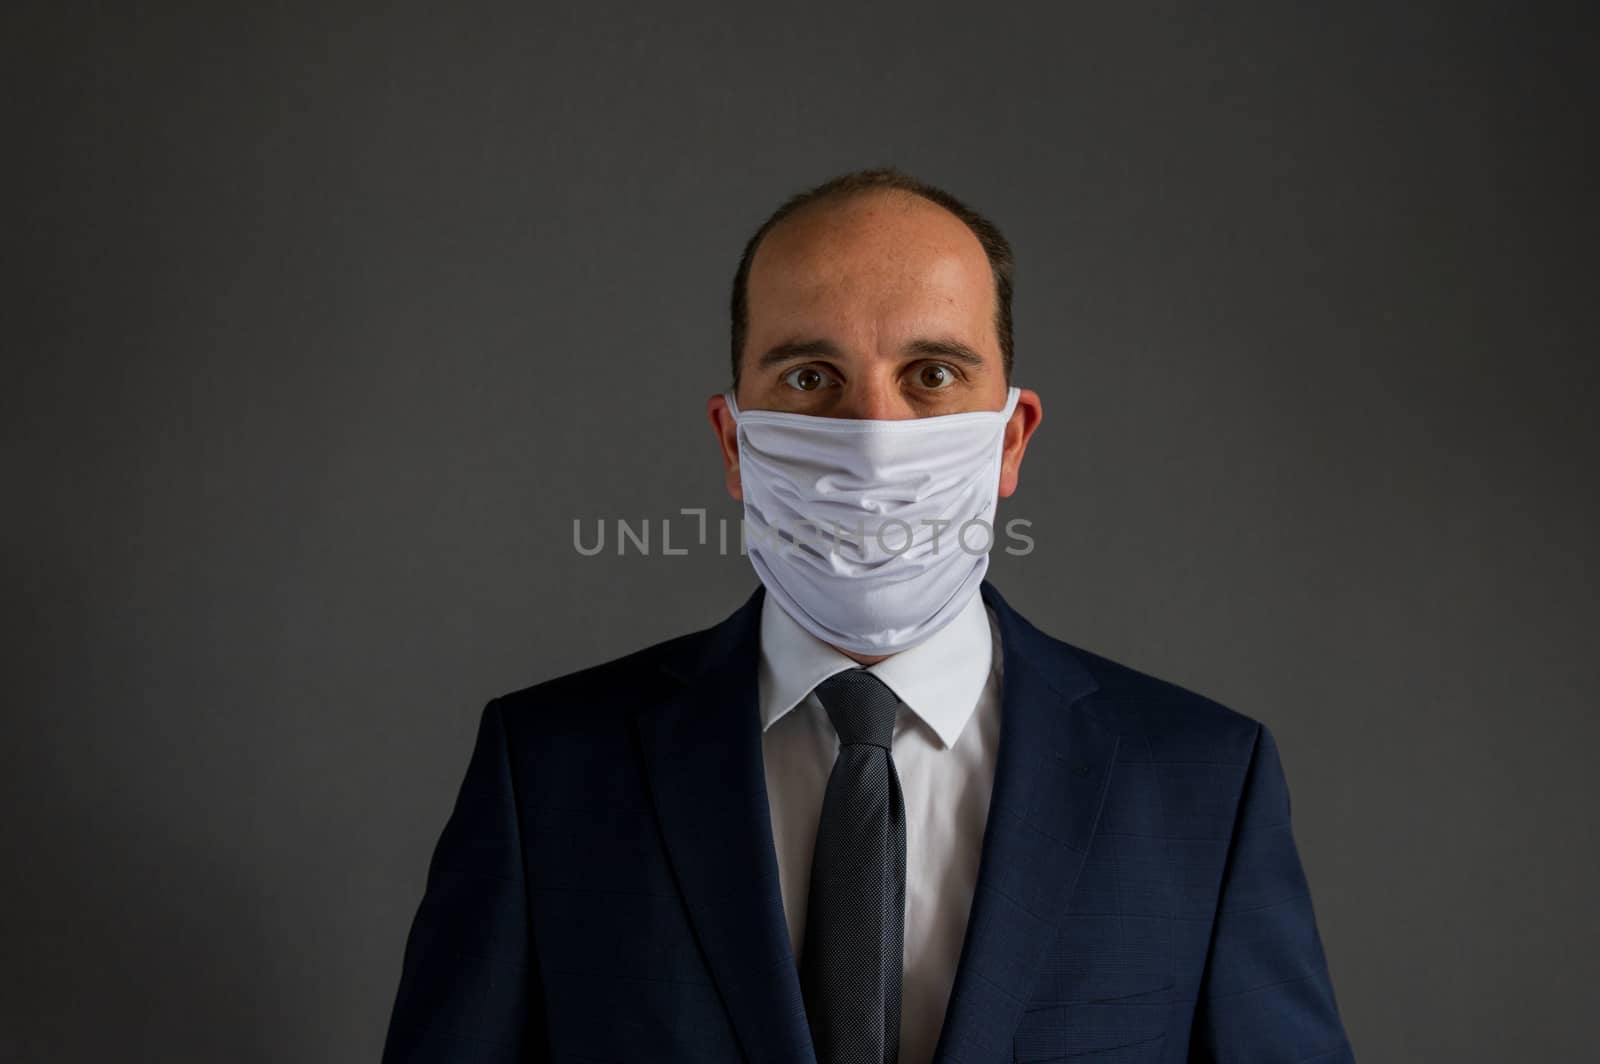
left=381, top=168, right=1355, bottom=1063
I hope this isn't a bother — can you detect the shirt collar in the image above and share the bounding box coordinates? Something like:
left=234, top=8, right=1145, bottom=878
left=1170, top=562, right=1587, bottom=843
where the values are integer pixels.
left=756, top=589, right=996, bottom=749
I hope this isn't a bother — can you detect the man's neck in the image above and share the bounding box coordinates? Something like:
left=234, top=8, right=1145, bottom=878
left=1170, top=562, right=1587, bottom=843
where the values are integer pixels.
left=830, top=644, right=892, bottom=667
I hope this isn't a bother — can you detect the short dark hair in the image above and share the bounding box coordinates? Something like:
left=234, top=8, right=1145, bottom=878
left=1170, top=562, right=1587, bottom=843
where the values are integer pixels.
left=728, top=166, right=1015, bottom=388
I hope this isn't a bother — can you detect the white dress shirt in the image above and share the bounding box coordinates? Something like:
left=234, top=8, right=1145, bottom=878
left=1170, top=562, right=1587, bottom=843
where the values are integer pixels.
left=756, top=589, right=1004, bottom=1064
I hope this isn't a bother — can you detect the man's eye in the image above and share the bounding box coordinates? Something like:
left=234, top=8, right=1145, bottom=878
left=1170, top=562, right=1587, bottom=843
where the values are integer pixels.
left=916, top=363, right=958, bottom=390
left=782, top=366, right=834, bottom=392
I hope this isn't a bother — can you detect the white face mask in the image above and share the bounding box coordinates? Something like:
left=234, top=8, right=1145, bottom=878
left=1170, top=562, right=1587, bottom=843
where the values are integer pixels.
left=725, top=387, right=1022, bottom=656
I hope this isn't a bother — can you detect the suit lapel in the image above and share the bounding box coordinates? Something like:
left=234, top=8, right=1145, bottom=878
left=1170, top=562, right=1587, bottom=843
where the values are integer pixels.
left=932, top=582, right=1120, bottom=1063
left=633, top=586, right=817, bottom=1064
left=634, top=581, right=1115, bottom=1064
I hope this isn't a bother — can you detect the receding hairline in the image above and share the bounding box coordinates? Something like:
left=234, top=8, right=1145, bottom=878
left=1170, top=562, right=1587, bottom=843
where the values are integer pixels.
left=729, top=167, right=1016, bottom=387
left=747, top=185, right=982, bottom=271
left=740, top=190, right=1002, bottom=378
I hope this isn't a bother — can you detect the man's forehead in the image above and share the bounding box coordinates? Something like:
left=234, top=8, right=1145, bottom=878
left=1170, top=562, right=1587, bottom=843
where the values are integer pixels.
left=746, top=191, right=995, bottom=315
left=753, top=190, right=986, bottom=273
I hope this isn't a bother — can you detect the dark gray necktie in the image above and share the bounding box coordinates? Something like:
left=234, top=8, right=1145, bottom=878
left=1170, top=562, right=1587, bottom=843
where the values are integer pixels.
left=799, top=668, right=907, bottom=1064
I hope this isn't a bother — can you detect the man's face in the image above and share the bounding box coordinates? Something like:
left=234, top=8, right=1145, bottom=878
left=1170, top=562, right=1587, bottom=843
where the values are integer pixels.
left=709, top=189, right=1042, bottom=500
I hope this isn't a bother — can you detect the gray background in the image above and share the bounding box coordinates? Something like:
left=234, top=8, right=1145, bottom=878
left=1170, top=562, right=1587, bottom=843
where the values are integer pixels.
left=5, top=2, right=1595, bottom=1061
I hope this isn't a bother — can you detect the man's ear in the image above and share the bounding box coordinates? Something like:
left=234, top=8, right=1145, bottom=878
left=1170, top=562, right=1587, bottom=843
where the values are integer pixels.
left=998, top=389, right=1043, bottom=498
left=706, top=394, right=742, bottom=501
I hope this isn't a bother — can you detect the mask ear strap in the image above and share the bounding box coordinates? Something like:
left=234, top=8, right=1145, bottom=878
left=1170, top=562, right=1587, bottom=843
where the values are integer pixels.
left=724, top=392, right=741, bottom=420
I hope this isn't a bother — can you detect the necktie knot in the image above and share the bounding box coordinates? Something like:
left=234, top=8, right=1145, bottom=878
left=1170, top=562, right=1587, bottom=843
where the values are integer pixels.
left=814, top=669, right=899, bottom=750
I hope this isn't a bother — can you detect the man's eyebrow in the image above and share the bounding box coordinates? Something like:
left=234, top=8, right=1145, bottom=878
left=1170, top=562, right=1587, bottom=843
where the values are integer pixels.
left=755, top=338, right=844, bottom=369
left=903, top=337, right=986, bottom=368
left=754, top=336, right=987, bottom=369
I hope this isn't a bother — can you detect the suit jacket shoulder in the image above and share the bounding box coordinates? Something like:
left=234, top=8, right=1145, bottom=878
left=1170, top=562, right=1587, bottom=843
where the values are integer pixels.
left=485, top=590, right=765, bottom=807
left=1057, top=637, right=1265, bottom=759
left=985, top=581, right=1268, bottom=768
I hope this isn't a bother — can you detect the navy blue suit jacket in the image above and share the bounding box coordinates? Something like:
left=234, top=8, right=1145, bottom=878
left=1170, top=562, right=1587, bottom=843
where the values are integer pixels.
left=382, top=582, right=1354, bottom=1063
